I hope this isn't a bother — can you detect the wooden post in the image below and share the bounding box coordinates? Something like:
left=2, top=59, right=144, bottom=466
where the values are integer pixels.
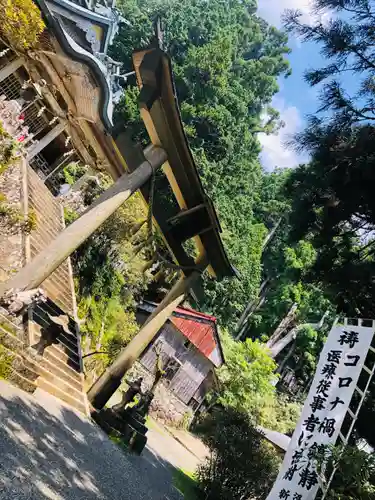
left=0, top=145, right=167, bottom=296
left=26, top=121, right=67, bottom=160
left=0, top=57, right=25, bottom=83
left=87, top=269, right=202, bottom=410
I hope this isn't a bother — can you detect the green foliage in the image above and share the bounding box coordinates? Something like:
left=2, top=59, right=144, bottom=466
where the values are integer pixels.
left=202, top=223, right=266, bottom=329
left=24, top=208, right=37, bottom=233
left=290, top=324, right=325, bottom=382
left=253, top=168, right=291, bottom=227
left=111, top=0, right=291, bottom=329
left=172, top=469, right=198, bottom=500
left=69, top=179, right=157, bottom=376
left=311, top=445, right=375, bottom=500
left=285, top=123, right=375, bottom=318
left=0, top=0, right=45, bottom=51
left=237, top=165, right=333, bottom=345
left=284, top=240, right=316, bottom=271
left=217, top=329, right=277, bottom=415
left=216, top=329, right=300, bottom=431
left=197, top=408, right=280, bottom=499
left=0, top=123, right=21, bottom=175
left=260, top=393, right=301, bottom=436
left=238, top=167, right=333, bottom=401
left=62, top=163, right=87, bottom=185
left=281, top=0, right=375, bottom=452
left=279, top=0, right=375, bottom=318
left=284, top=0, right=375, bottom=128
left=177, top=409, right=194, bottom=431
left=79, top=296, right=139, bottom=360
left=63, top=207, right=78, bottom=225
left=0, top=344, right=13, bottom=380
left=0, top=193, right=37, bottom=232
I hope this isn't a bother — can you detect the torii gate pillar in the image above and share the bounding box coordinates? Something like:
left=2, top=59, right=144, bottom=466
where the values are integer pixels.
left=0, top=145, right=167, bottom=298
left=87, top=266, right=203, bottom=410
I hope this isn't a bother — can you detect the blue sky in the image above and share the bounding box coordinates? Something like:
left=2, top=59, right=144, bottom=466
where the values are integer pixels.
left=257, top=0, right=326, bottom=170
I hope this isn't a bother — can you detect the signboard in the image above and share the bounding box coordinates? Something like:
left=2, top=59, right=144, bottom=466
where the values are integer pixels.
left=267, top=322, right=374, bottom=500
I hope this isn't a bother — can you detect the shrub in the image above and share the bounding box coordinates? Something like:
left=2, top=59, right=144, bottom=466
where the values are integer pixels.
left=177, top=410, right=194, bottom=430
left=62, top=162, right=87, bottom=185
left=314, top=445, right=375, bottom=500
left=0, top=123, right=20, bottom=175
left=0, top=0, right=45, bottom=51
left=24, top=208, right=37, bottom=233
left=197, top=408, right=280, bottom=500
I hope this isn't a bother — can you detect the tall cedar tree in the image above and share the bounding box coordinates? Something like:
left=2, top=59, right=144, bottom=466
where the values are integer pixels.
left=283, top=0, right=375, bottom=447
left=111, top=0, right=290, bottom=329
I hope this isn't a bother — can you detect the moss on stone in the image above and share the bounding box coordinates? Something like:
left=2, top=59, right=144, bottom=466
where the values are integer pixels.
left=0, top=344, right=14, bottom=380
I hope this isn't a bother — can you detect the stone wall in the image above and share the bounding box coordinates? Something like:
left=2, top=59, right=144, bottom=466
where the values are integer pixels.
left=125, top=361, right=193, bottom=427
left=0, top=162, right=25, bottom=282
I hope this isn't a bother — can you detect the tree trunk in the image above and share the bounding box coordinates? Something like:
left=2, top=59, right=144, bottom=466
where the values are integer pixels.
left=270, top=326, right=299, bottom=358
left=276, top=341, right=296, bottom=373
left=236, top=279, right=269, bottom=332
left=235, top=296, right=266, bottom=341
left=266, top=303, right=298, bottom=348
left=262, top=218, right=282, bottom=252
left=235, top=279, right=269, bottom=340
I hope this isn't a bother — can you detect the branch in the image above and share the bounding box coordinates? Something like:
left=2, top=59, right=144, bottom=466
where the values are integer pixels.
left=82, top=351, right=110, bottom=359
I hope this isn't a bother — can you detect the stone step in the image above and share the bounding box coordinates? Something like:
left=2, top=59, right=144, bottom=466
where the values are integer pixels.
left=29, top=310, right=79, bottom=351
left=0, top=344, right=39, bottom=384
left=1, top=345, right=36, bottom=392
left=0, top=334, right=83, bottom=396
left=0, top=322, right=81, bottom=384
left=35, top=346, right=83, bottom=385
left=0, top=307, right=86, bottom=414
left=36, top=377, right=87, bottom=414
left=0, top=325, right=86, bottom=413
left=0, top=325, right=25, bottom=352
left=8, top=369, right=37, bottom=393
left=31, top=331, right=81, bottom=370
left=0, top=311, right=23, bottom=336
left=26, top=349, right=83, bottom=392
left=23, top=358, right=84, bottom=402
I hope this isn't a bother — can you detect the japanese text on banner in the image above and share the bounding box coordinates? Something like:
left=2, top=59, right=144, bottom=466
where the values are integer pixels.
left=267, top=323, right=374, bottom=500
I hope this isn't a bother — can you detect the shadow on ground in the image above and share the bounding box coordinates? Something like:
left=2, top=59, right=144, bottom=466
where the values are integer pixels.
left=0, top=383, right=182, bottom=500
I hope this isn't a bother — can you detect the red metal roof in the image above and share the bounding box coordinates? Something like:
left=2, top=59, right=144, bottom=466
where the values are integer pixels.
left=170, top=308, right=223, bottom=367
left=174, top=306, right=217, bottom=323
left=137, top=301, right=224, bottom=367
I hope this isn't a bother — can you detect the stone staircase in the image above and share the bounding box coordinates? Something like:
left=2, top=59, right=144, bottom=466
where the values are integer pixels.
left=0, top=301, right=88, bottom=415
left=0, top=161, right=88, bottom=414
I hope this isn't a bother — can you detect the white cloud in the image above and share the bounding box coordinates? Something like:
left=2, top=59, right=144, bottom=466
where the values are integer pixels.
left=257, top=0, right=314, bottom=28
left=258, top=98, right=307, bottom=171
left=257, top=0, right=331, bottom=31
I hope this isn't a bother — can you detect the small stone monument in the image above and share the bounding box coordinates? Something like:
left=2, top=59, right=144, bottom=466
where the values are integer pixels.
left=92, top=376, right=154, bottom=454
left=92, top=351, right=164, bottom=454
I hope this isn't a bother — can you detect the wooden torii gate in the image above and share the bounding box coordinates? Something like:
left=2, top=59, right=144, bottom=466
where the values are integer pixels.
left=0, top=46, right=235, bottom=410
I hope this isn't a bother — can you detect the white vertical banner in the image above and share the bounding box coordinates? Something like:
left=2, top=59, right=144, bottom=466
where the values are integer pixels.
left=267, top=321, right=374, bottom=500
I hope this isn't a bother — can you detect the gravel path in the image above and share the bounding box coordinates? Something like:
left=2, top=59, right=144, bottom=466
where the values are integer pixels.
left=0, top=381, right=182, bottom=500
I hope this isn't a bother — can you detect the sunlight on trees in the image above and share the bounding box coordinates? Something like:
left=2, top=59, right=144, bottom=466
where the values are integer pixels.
left=0, top=0, right=45, bottom=50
